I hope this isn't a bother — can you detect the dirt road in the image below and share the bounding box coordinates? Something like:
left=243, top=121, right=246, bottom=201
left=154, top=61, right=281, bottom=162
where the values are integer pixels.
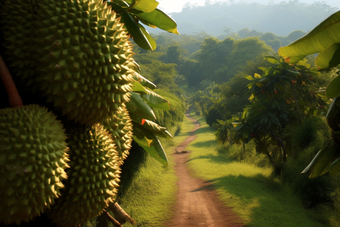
left=165, top=115, right=246, bottom=227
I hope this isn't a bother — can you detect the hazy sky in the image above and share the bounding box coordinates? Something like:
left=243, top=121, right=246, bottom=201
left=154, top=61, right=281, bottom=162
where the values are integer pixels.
left=157, top=0, right=340, bottom=13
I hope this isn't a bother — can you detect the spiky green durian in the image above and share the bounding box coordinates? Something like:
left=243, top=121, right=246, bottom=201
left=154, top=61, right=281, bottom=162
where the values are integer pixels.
left=103, top=104, right=133, bottom=164
left=49, top=124, right=121, bottom=227
left=34, top=0, right=135, bottom=125
left=0, top=104, right=69, bottom=225
left=0, top=0, right=40, bottom=87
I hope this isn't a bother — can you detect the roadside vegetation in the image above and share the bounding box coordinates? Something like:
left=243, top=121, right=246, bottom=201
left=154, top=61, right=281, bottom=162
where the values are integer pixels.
left=184, top=113, right=340, bottom=227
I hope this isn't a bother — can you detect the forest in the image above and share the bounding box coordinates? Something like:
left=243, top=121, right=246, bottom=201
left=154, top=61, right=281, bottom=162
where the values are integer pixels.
left=1, top=0, right=340, bottom=226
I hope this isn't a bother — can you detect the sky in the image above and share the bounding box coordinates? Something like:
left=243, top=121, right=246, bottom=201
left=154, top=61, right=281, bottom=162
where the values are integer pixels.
left=157, top=0, right=340, bottom=13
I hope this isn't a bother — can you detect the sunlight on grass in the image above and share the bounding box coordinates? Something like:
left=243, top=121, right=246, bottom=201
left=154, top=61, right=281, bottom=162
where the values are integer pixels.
left=182, top=113, right=329, bottom=227
left=118, top=117, right=195, bottom=227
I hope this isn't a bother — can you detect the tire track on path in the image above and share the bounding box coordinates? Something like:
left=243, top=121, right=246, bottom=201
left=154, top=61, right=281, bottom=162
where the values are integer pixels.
left=165, top=114, right=246, bottom=227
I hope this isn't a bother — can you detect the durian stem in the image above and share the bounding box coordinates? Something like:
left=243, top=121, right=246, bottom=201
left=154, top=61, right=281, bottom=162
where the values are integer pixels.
left=0, top=54, right=23, bottom=107
left=109, top=202, right=136, bottom=225
left=104, top=211, right=123, bottom=227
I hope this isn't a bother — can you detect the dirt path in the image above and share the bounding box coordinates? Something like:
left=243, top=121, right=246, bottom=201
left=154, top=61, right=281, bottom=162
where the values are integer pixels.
left=165, top=115, right=246, bottom=227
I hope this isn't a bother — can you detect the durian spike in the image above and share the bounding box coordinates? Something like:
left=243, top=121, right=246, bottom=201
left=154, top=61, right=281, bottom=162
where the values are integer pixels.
left=0, top=54, right=23, bottom=107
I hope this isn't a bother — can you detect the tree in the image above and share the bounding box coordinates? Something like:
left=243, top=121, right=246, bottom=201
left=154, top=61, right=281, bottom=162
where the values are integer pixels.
left=278, top=10, right=340, bottom=178
left=215, top=56, right=329, bottom=174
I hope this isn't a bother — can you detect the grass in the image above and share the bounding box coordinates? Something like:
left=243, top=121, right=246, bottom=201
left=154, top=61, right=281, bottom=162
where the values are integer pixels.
left=183, top=112, right=332, bottom=227
left=117, top=120, right=196, bottom=227
left=90, top=112, right=338, bottom=227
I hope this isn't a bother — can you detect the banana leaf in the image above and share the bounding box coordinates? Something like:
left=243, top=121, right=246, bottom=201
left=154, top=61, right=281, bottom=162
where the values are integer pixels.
left=330, top=156, right=340, bottom=176
left=326, top=76, right=340, bottom=98
left=301, top=140, right=338, bottom=178
left=326, top=97, right=340, bottom=119
left=316, top=43, right=340, bottom=69
left=278, top=11, right=340, bottom=65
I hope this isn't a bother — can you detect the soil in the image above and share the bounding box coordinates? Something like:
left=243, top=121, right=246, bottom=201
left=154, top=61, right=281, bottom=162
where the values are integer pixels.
left=165, top=115, right=247, bottom=227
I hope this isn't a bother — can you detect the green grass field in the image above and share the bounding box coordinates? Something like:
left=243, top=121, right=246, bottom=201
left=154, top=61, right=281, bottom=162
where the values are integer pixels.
left=185, top=113, right=333, bottom=227
left=104, top=113, right=338, bottom=227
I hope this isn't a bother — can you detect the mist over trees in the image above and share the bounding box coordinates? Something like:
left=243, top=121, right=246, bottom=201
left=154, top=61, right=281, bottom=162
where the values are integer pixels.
left=152, top=1, right=338, bottom=37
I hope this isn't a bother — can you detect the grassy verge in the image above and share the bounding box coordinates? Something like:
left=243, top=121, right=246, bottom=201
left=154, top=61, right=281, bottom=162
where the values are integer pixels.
left=184, top=113, right=332, bottom=227
left=118, top=118, right=195, bottom=227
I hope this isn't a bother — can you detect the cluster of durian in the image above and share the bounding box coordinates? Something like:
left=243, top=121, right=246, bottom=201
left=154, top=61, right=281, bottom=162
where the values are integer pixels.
left=0, top=0, right=136, bottom=226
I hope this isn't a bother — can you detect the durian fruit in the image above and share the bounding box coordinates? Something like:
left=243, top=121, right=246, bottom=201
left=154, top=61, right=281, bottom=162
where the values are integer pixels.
left=0, top=0, right=40, bottom=87
left=103, top=104, right=133, bottom=165
left=0, top=104, right=69, bottom=225
left=49, top=124, right=121, bottom=227
left=34, top=0, right=135, bottom=125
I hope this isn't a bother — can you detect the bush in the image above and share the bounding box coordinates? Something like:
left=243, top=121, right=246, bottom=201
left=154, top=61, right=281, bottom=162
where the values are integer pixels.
left=282, top=145, right=336, bottom=209
left=286, top=116, right=331, bottom=157
left=217, top=141, right=270, bottom=168
left=282, top=116, right=334, bottom=209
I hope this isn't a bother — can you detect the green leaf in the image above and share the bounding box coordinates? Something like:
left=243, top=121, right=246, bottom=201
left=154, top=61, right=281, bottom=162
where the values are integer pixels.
left=326, top=76, right=340, bottom=98
left=254, top=73, right=261, bottom=79
left=278, top=11, right=340, bottom=64
left=330, top=157, right=340, bottom=176
left=265, top=56, right=279, bottom=64
left=132, top=0, right=159, bottom=13
left=140, top=119, right=173, bottom=139
left=135, top=9, right=179, bottom=34
left=140, top=89, right=171, bottom=110
left=131, top=80, right=148, bottom=93
left=133, top=124, right=168, bottom=166
left=316, top=43, right=340, bottom=69
left=138, top=23, right=156, bottom=51
left=286, top=69, right=300, bottom=76
left=258, top=66, right=270, bottom=76
left=301, top=140, right=338, bottom=178
left=121, top=10, right=154, bottom=50
left=126, top=91, right=156, bottom=121
left=326, top=97, right=340, bottom=121
left=132, top=72, right=157, bottom=90
left=248, top=93, right=254, bottom=100
left=129, top=112, right=146, bottom=125
left=244, top=75, right=254, bottom=81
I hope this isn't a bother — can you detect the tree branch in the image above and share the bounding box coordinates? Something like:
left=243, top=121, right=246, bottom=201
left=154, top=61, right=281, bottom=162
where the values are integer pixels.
left=109, top=202, right=136, bottom=225
left=0, top=54, right=23, bottom=108
left=104, top=211, right=123, bottom=227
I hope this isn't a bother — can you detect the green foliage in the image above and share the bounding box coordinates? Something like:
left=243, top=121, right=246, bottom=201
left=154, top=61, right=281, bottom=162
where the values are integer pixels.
left=278, top=10, right=340, bottom=178
left=152, top=89, right=186, bottom=130
left=287, top=116, right=331, bottom=153
left=107, top=0, right=179, bottom=51
left=133, top=48, right=183, bottom=94
left=282, top=146, right=336, bottom=209
left=213, top=55, right=332, bottom=176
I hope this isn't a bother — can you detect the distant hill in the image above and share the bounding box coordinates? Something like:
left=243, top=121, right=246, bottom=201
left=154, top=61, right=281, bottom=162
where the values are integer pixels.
left=149, top=1, right=338, bottom=36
